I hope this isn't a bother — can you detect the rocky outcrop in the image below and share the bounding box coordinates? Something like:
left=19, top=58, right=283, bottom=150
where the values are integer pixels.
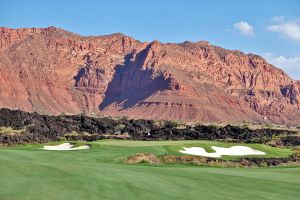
left=281, top=83, right=300, bottom=106
left=0, top=108, right=298, bottom=145
left=0, top=27, right=299, bottom=125
left=0, top=27, right=57, bottom=50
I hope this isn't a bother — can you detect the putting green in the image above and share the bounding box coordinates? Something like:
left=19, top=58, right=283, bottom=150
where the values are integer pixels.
left=0, top=140, right=299, bottom=200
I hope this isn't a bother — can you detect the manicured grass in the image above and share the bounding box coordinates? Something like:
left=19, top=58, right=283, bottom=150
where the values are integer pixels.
left=94, top=139, right=294, bottom=160
left=0, top=140, right=299, bottom=200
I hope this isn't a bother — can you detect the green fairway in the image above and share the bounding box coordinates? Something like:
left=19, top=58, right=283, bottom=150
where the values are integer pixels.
left=0, top=140, right=299, bottom=200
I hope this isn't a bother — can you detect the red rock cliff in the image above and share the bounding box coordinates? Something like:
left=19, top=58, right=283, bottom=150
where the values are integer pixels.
left=0, top=27, right=299, bottom=125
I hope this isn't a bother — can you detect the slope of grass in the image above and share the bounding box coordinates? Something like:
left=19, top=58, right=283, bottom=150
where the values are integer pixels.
left=0, top=140, right=299, bottom=200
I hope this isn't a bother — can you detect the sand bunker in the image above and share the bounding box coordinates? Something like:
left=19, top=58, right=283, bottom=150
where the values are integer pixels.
left=42, top=143, right=89, bottom=151
left=180, top=146, right=266, bottom=158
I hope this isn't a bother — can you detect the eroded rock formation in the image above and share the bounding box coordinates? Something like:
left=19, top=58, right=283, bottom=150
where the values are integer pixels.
left=0, top=27, right=299, bottom=125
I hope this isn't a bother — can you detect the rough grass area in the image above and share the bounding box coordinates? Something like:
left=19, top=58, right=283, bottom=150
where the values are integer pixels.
left=126, top=153, right=161, bottom=164
left=0, top=140, right=299, bottom=200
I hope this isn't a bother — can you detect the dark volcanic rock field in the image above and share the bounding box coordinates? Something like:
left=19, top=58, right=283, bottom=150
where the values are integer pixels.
left=0, top=108, right=299, bottom=146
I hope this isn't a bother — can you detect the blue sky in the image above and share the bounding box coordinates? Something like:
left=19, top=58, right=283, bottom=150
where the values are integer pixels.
left=1, top=0, right=300, bottom=79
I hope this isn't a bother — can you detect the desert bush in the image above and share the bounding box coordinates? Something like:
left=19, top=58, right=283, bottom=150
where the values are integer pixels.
left=0, top=127, right=25, bottom=135
left=64, top=131, right=79, bottom=137
left=58, top=136, right=67, bottom=141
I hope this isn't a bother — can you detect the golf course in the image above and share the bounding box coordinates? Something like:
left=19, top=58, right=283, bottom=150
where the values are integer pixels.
left=0, top=140, right=299, bottom=200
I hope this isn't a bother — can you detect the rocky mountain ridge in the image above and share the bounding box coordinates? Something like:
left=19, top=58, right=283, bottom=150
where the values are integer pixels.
left=0, top=27, right=299, bottom=125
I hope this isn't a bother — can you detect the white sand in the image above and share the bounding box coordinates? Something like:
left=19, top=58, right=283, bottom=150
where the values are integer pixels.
left=180, top=146, right=266, bottom=158
left=42, top=143, right=89, bottom=151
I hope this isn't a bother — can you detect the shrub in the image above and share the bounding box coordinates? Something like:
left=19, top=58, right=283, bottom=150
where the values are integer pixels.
left=0, top=127, right=25, bottom=135
left=64, top=131, right=79, bottom=137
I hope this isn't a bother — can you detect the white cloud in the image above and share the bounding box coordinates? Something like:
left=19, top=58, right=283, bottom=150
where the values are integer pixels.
left=267, top=19, right=300, bottom=42
left=262, top=52, right=300, bottom=80
left=233, top=21, right=254, bottom=36
left=271, top=16, right=285, bottom=23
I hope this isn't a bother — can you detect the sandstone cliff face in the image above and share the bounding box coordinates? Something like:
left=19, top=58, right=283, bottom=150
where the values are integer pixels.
left=0, top=27, right=142, bottom=114
left=0, top=27, right=299, bottom=125
left=0, top=27, right=55, bottom=50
